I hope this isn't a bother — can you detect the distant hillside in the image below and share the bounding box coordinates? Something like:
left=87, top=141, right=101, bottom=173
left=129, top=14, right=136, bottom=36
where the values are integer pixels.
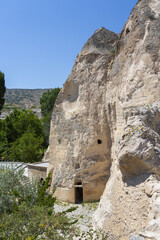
left=0, top=89, right=52, bottom=119
left=4, top=89, right=52, bottom=109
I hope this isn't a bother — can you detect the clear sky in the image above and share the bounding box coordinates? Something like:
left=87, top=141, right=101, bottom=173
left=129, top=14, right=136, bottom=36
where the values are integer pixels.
left=0, top=0, right=138, bottom=89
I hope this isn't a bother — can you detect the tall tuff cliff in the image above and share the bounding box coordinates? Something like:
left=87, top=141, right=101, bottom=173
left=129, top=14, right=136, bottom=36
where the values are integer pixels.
left=44, top=0, right=160, bottom=239
left=45, top=27, right=118, bottom=202
left=93, top=0, right=160, bottom=239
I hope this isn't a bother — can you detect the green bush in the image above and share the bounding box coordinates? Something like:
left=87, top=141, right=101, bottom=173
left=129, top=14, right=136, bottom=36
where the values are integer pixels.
left=0, top=203, right=77, bottom=240
left=0, top=166, right=107, bottom=240
left=0, top=166, right=37, bottom=213
left=0, top=166, right=77, bottom=240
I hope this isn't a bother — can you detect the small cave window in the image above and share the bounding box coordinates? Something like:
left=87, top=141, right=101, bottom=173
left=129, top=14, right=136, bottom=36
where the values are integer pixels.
left=75, top=163, right=80, bottom=169
left=97, top=139, right=102, bottom=144
left=126, top=28, right=130, bottom=35
left=58, top=139, right=61, bottom=144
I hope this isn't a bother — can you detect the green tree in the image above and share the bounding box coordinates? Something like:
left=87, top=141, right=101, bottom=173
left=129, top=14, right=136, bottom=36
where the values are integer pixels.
left=0, top=71, right=6, bottom=113
left=40, top=88, right=60, bottom=146
left=40, top=88, right=60, bottom=117
left=5, top=132, right=44, bottom=163
left=0, top=109, right=45, bottom=162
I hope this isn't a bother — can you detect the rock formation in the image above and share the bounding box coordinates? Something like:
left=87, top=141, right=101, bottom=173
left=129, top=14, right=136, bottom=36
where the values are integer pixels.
left=45, top=27, right=118, bottom=202
left=44, top=0, right=160, bottom=238
left=93, top=0, right=160, bottom=239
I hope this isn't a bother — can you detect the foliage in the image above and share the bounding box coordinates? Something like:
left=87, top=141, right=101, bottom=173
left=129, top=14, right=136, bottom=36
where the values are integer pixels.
left=0, top=166, right=37, bottom=214
left=0, top=166, right=109, bottom=240
left=0, top=203, right=78, bottom=240
left=41, top=113, right=52, bottom=147
left=40, top=88, right=60, bottom=146
left=40, top=88, right=60, bottom=118
left=0, top=167, right=77, bottom=240
left=36, top=173, right=56, bottom=207
left=3, top=132, right=44, bottom=163
left=0, top=71, right=6, bottom=113
left=0, top=109, right=45, bottom=162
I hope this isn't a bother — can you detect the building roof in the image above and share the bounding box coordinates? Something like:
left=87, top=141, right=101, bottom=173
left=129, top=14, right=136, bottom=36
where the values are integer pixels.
left=28, top=162, right=49, bottom=169
left=0, top=161, right=28, bottom=170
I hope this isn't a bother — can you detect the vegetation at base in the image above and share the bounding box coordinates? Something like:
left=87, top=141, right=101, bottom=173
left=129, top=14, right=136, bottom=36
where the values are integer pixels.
left=0, top=167, right=77, bottom=240
left=82, top=201, right=99, bottom=210
left=40, top=88, right=60, bottom=147
left=0, top=71, right=6, bottom=114
left=0, top=166, right=37, bottom=213
left=0, top=109, right=45, bottom=162
left=0, top=166, right=108, bottom=240
left=0, top=203, right=78, bottom=240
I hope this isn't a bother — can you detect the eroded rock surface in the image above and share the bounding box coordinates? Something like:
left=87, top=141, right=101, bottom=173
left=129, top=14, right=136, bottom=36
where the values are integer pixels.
left=93, top=0, right=160, bottom=239
left=44, top=27, right=118, bottom=202
left=44, top=0, right=160, bottom=239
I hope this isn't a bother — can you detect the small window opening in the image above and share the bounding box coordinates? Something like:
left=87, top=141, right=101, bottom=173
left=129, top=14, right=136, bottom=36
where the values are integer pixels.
left=75, top=163, right=80, bottom=169
left=97, top=139, right=102, bottom=144
left=126, top=28, right=130, bottom=35
left=58, top=139, right=61, bottom=144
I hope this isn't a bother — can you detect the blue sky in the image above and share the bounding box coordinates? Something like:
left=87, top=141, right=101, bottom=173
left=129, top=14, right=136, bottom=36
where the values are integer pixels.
left=0, top=0, right=138, bottom=89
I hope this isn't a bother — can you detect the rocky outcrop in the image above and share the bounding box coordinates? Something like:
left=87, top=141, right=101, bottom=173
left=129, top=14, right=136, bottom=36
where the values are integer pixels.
left=93, top=0, right=160, bottom=239
left=44, top=27, right=118, bottom=202
left=44, top=0, right=160, bottom=238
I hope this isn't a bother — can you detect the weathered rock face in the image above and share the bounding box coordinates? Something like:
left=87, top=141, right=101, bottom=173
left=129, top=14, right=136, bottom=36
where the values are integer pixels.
left=44, top=0, right=160, bottom=238
left=45, top=27, right=118, bottom=203
left=93, top=0, right=160, bottom=239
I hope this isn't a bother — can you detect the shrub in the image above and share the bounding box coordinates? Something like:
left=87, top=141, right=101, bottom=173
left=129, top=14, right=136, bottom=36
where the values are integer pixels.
left=0, top=166, right=77, bottom=240
left=0, top=203, right=77, bottom=240
left=0, top=166, right=37, bottom=213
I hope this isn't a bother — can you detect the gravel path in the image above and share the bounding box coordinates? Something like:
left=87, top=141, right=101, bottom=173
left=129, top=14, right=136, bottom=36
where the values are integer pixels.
left=54, top=202, right=100, bottom=239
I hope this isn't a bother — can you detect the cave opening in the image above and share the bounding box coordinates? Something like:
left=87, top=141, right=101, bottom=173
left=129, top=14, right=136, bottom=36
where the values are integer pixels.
left=97, top=139, right=102, bottom=144
left=75, top=181, right=83, bottom=203
left=75, top=186, right=83, bottom=203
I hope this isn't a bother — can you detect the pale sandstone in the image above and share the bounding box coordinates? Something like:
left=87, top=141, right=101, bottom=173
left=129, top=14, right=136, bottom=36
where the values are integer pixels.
left=44, top=27, right=118, bottom=203
left=93, top=0, right=160, bottom=239
left=44, top=0, right=160, bottom=239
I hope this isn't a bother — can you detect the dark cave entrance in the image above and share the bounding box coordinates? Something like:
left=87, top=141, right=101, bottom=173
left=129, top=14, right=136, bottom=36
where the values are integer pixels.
left=97, top=139, right=102, bottom=144
left=75, top=181, right=83, bottom=203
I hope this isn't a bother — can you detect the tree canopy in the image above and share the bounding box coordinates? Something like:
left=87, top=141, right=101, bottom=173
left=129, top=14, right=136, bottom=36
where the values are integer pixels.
left=40, top=88, right=60, bottom=118
left=0, top=109, right=45, bottom=162
left=0, top=72, right=6, bottom=113
left=40, top=88, right=60, bottom=146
